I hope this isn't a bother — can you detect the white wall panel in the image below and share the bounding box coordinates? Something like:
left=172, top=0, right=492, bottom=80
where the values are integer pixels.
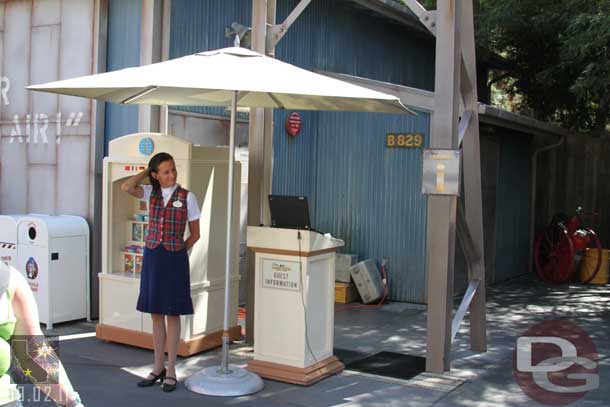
left=28, top=164, right=56, bottom=214
left=3, top=1, right=31, bottom=120
left=59, top=0, right=93, bottom=115
left=56, top=135, right=89, bottom=216
left=33, top=0, right=61, bottom=26
left=0, top=140, right=27, bottom=213
left=31, top=25, right=59, bottom=115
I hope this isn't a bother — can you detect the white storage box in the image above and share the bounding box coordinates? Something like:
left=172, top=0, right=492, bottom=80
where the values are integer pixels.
left=16, top=215, right=90, bottom=329
left=350, top=259, right=384, bottom=304
left=0, top=215, right=24, bottom=267
left=335, top=253, right=358, bottom=283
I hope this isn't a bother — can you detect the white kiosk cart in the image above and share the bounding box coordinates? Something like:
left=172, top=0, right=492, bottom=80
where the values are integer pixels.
left=246, top=226, right=345, bottom=385
left=98, top=133, right=241, bottom=356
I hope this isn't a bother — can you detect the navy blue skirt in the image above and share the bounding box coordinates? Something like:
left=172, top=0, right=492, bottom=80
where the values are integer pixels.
left=136, top=245, right=194, bottom=316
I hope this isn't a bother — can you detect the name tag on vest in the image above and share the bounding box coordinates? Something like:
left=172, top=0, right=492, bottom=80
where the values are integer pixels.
left=173, top=200, right=183, bottom=208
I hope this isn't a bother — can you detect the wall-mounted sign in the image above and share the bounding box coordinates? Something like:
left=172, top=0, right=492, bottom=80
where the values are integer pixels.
left=422, top=149, right=461, bottom=196
left=262, top=259, right=300, bottom=291
left=285, top=112, right=302, bottom=137
left=386, top=133, right=424, bottom=148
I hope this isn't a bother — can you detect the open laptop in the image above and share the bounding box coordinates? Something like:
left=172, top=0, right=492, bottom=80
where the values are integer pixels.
left=268, top=195, right=313, bottom=230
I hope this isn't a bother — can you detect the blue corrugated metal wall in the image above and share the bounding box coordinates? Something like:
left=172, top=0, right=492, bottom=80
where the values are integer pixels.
left=274, top=0, right=435, bottom=90
left=314, top=110, right=430, bottom=302
left=272, top=109, right=431, bottom=303
left=271, top=110, right=317, bottom=198
left=272, top=1, right=435, bottom=302
left=494, top=135, right=532, bottom=282
left=169, top=0, right=435, bottom=112
left=104, top=0, right=141, bottom=154
left=170, top=0, right=252, bottom=118
left=166, top=0, right=435, bottom=302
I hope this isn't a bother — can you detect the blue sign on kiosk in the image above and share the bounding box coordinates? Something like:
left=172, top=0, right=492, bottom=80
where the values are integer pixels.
left=138, top=137, right=154, bottom=156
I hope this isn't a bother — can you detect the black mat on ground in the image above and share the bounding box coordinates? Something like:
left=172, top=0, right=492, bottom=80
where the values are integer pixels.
left=344, top=351, right=426, bottom=381
left=333, top=348, right=371, bottom=366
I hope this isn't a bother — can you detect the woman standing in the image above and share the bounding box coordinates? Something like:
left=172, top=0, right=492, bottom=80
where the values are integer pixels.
left=121, top=152, right=200, bottom=392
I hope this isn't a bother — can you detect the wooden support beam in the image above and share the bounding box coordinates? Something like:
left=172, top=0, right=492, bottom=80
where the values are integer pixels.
left=139, top=0, right=163, bottom=133
left=246, top=0, right=277, bottom=344
left=425, top=0, right=462, bottom=374
left=404, top=0, right=488, bottom=358
left=459, top=0, right=487, bottom=352
left=457, top=199, right=481, bottom=264
left=159, top=0, right=171, bottom=133
left=246, top=0, right=268, bottom=344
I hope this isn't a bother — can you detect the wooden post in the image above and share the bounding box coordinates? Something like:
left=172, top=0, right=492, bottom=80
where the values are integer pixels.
left=159, top=0, right=171, bottom=133
left=139, top=0, right=163, bottom=132
left=460, top=0, right=486, bottom=352
left=425, top=0, right=462, bottom=373
left=246, top=0, right=276, bottom=344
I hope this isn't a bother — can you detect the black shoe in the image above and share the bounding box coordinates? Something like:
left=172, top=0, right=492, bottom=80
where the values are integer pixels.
left=162, top=377, right=177, bottom=392
left=137, top=368, right=166, bottom=387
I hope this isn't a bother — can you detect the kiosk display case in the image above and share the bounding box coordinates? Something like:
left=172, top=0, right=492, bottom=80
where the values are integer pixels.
left=97, top=133, right=241, bottom=356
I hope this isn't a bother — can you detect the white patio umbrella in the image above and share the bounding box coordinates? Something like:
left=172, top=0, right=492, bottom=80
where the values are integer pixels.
left=28, top=46, right=413, bottom=396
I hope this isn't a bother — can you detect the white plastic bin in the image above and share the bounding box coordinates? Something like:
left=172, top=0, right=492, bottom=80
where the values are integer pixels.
left=16, top=215, right=90, bottom=329
left=0, top=215, right=24, bottom=267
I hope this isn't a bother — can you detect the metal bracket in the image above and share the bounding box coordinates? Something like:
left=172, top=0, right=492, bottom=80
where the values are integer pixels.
left=451, top=280, right=480, bottom=342
left=458, top=110, right=473, bottom=147
left=400, top=0, right=437, bottom=36
left=266, top=0, right=311, bottom=52
left=421, top=10, right=437, bottom=36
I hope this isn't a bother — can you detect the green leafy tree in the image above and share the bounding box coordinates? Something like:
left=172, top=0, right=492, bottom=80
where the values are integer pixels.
left=397, top=0, right=610, bottom=136
left=479, top=0, right=610, bottom=135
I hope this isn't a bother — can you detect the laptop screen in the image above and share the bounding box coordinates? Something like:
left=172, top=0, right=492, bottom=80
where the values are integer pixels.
left=268, top=195, right=311, bottom=230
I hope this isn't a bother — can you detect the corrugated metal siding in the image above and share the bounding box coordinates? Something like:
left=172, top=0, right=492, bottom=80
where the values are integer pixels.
left=168, top=0, right=435, bottom=114
left=273, top=0, right=434, bottom=302
left=274, top=109, right=430, bottom=303
left=275, top=0, right=435, bottom=90
left=170, top=0, right=251, bottom=118
left=271, top=110, right=317, bottom=198
left=494, top=134, right=532, bottom=282
left=104, top=0, right=141, bottom=154
left=167, top=0, right=436, bottom=302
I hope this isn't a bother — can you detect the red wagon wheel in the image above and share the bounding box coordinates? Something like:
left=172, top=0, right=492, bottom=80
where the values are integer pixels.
left=579, top=228, right=603, bottom=284
left=534, top=223, right=575, bottom=284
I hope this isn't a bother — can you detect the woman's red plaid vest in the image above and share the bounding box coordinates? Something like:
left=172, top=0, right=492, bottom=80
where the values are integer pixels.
left=145, top=185, right=189, bottom=251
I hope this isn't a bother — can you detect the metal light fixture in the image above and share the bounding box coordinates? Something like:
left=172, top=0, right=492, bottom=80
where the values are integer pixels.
left=225, top=22, right=252, bottom=48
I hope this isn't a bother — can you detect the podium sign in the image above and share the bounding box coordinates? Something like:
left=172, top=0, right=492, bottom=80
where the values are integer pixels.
left=262, top=259, right=300, bottom=291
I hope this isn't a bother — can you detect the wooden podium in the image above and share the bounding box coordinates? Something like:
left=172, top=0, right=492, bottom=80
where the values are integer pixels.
left=246, top=226, right=345, bottom=385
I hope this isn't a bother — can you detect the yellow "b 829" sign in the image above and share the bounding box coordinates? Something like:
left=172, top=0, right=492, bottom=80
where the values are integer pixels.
left=386, top=133, right=424, bottom=148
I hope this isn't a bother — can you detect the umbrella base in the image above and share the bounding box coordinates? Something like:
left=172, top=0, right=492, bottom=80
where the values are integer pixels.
left=185, top=365, right=264, bottom=396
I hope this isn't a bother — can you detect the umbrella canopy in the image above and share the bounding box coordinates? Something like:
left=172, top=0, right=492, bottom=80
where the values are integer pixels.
left=28, top=47, right=412, bottom=115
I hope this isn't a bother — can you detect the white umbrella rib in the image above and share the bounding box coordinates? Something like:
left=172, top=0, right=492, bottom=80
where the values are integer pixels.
left=121, top=85, right=160, bottom=104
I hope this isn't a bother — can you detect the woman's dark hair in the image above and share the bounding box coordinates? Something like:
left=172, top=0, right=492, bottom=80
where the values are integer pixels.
left=148, top=152, right=174, bottom=190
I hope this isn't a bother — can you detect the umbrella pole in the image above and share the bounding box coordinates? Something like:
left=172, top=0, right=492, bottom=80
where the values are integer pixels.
left=220, top=91, right=238, bottom=373
left=184, top=91, right=264, bottom=396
